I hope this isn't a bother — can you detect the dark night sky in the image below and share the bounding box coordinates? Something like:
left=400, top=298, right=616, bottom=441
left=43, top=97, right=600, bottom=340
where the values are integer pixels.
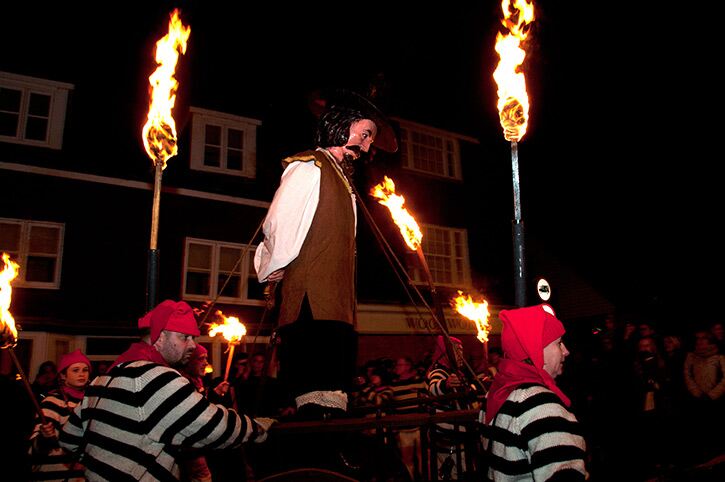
left=1, top=2, right=720, bottom=324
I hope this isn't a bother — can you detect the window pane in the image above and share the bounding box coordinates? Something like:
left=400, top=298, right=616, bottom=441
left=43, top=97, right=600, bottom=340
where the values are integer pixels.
left=185, top=272, right=210, bottom=295
left=24, top=117, right=48, bottom=141
left=28, top=226, right=59, bottom=254
left=204, top=146, right=221, bottom=167
left=218, top=274, right=241, bottom=298
left=0, top=112, right=19, bottom=136
left=205, top=124, right=221, bottom=145
left=187, top=243, right=212, bottom=269
left=25, top=256, right=55, bottom=282
left=0, top=223, right=21, bottom=251
left=0, top=88, right=21, bottom=112
left=28, top=93, right=51, bottom=116
left=219, top=247, right=242, bottom=273
left=228, top=128, right=243, bottom=150
left=227, top=149, right=242, bottom=171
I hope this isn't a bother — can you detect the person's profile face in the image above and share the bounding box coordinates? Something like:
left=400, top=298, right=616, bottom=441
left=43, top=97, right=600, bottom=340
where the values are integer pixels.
left=189, top=354, right=208, bottom=377
left=542, top=338, right=569, bottom=379
left=158, top=330, right=196, bottom=365
left=345, top=119, right=377, bottom=156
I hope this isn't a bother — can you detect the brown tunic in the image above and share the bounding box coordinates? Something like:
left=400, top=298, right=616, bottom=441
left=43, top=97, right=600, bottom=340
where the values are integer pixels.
left=277, top=150, right=356, bottom=326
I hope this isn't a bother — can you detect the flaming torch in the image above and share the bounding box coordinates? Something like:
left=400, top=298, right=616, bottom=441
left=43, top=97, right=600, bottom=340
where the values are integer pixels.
left=370, top=176, right=460, bottom=367
left=0, top=253, right=47, bottom=423
left=208, top=311, right=246, bottom=382
left=493, top=0, right=535, bottom=306
left=141, top=8, right=190, bottom=311
left=452, top=290, right=491, bottom=361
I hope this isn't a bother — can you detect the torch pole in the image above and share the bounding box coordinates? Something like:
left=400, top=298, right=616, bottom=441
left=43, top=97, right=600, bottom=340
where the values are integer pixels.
left=7, top=347, right=47, bottom=424
left=416, top=248, right=486, bottom=395
left=146, top=162, right=163, bottom=312
left=415, top=247, right=458, bottom=370
left=510, top=140, right=527, bottom=307
left=223, top=343, right=236, bottom=383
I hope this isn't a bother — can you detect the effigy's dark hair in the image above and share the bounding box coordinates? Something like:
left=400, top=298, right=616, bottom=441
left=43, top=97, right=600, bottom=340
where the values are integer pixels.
left=314, top=106, right=366, bottom=148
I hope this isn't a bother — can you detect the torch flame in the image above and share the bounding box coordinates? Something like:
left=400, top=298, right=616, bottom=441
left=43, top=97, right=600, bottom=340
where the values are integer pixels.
left=142, top=8, right=190, bottom=169
left=452, top=290, right=490, bottom=343
left=370, top=176, right=423, bottom=251
left=208, top=310, right=247, bottom=344
left=0, top=253, right=20, bottom=348
left=493, top=0, right=535, bottom=142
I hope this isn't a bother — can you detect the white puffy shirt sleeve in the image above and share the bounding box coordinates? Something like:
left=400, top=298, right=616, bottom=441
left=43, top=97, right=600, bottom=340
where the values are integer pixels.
left=254, top=160, right=320, bottom=282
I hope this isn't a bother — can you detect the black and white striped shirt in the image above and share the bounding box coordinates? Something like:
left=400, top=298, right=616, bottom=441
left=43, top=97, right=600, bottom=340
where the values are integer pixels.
left=481, top=384, right=587, bottom=481
left=60, top=360, right=257, bottom=481
left=29, top=390, right=85, bottom=481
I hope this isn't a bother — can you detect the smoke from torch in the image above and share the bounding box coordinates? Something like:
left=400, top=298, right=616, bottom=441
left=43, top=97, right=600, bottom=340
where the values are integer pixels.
left=493, top=0, right=535, bottom=142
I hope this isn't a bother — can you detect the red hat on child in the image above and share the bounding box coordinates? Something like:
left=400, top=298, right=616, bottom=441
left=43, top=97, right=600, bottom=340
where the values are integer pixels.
left=58, top=349, right=91, bottom=373
left=139, top=300, right=200, bottom=343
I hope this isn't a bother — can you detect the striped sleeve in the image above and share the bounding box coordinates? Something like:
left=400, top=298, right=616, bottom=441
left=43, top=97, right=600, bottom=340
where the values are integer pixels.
left=135, top=364, right=254, bottom=448
left=427, top=367, right=452, bottom=397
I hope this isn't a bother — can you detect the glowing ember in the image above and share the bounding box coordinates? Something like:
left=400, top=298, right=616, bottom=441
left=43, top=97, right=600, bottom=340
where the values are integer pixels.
left=493, top=0, right=535, bottom=142
left=142, top=8, right=190, bottom=169
left=208, top=310, right=247, bottom=344
left=452, top=290, right=491, bottom=343
left=370, top=176, right=423, bottom=251
left=0, top=253, right=20, bottom=347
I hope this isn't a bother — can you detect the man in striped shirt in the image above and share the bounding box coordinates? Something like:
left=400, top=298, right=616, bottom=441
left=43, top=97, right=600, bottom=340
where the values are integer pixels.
left=59, top=300, right=270, bottom=481
left=480, top=304, right=587, bottom=481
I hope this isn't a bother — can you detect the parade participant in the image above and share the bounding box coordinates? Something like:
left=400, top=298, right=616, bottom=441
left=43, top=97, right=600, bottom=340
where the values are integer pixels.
left=178, top=344, right=213, bottom=482
left=254, top=89, right=397, bottom=419
left=480, top=304, right=588, bottom=481
left=426, top=335, right=470, bottom=480
left=59, top=299, right=272, bottom=481
left=30, top=349, right=91, bottom=481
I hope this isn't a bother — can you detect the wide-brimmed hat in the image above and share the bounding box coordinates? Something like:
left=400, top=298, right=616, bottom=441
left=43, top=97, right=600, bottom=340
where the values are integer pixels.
left=308, top=88, right=398, bottom=153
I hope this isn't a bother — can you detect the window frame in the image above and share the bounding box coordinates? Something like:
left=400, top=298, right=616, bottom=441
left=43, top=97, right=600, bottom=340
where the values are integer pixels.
left=181, top=237, right=264, bottom=306
left=0, top=71, right=73, bottom=149
left=398, top=121, right=462, bottom=180
left=189, top=107, right=261, bottom=178
left=0, top=217, right=65, bottom=289
left=410, top=223, right=471, bottom=289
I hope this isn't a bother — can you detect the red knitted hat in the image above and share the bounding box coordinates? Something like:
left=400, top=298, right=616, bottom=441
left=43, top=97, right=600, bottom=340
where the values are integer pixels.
left=58, top=349, right=91, bottom=373
left=140, top=300, right=200, bottom=343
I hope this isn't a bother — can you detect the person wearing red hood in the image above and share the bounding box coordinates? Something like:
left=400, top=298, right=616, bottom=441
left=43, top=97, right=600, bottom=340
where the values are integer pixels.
left=480, top=304, right=588, bottom=481
left=58, top=300, right=271, bottom=481
left=29, top=349, right=91, bottom=481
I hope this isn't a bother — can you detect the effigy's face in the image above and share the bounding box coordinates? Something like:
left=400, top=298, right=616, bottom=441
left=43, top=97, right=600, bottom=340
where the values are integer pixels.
left=345, top=119, right=378, bottom=157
